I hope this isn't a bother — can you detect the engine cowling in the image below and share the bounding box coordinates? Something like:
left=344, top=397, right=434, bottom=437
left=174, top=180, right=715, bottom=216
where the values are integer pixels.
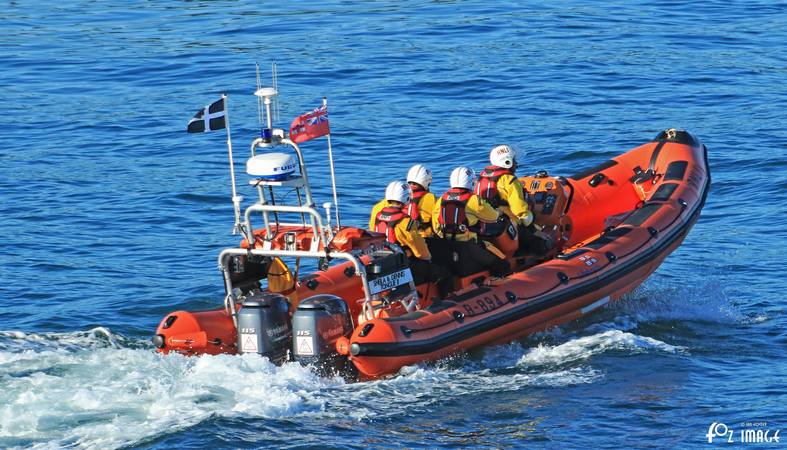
left=236, top=292, right=292, bottom=364
left=291, top=294, right=353, bottom=375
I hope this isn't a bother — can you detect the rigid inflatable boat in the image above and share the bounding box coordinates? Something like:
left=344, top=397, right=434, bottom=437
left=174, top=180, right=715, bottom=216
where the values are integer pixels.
left=153, top=87, right=709, bottom=380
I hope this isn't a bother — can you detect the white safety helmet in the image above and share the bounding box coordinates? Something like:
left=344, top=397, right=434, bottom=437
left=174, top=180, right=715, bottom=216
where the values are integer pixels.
left=406, top=164, right=433, bottom=189
left=449, top=166, right=476, bottom=190
left=385, top=180, right=411, bottom=204
left=489, top=144, right=518, bottom=169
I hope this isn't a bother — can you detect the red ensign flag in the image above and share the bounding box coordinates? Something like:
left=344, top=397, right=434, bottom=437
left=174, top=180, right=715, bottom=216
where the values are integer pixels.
left=289, top=104, right=330, bottom=143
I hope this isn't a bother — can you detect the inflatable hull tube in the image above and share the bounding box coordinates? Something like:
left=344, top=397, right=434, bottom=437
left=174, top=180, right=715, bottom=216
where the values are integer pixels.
left=348, top=131, right=709, bottom=378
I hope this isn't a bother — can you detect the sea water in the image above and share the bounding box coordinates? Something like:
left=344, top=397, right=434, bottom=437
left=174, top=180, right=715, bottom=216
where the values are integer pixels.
left=1, top=1, right=785, bottom=448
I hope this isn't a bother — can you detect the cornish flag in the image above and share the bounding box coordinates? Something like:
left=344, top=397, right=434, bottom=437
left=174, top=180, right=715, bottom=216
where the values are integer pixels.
left=187, top=96, right=226, bottom=133
left=289, top=104, right=330, bottom=143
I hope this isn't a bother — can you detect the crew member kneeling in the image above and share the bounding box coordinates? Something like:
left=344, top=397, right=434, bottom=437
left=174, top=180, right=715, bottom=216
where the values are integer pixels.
left=432, top=167, right=511, bottom=277
left=373, top=180, right=453, bottom=300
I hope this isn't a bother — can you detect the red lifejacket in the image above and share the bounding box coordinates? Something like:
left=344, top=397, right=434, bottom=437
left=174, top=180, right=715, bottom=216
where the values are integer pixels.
left=410, top=184, right=428, bottom=202
left=475, top=165, right=513, bottom=208
left=438, top=188, right=473, bottom=238
left=405, top=201, right=420, bottom=223
left=374, top=205, right=407, bottom=244
left=407, top=184, right=428, bottom=229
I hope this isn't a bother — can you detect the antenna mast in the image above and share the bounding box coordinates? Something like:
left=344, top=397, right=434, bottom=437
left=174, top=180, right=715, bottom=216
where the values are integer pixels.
left=272, top=62, right=280, bottom=123
left=255, top=63, right=264, bottom=136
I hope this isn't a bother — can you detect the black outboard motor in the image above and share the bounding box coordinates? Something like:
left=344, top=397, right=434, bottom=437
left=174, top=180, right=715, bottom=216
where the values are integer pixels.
left=236, top=292, right=291, bottom=364
left=291, top=294, right=353, bottom=375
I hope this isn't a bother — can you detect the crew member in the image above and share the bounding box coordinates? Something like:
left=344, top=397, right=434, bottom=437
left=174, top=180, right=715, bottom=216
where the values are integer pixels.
left=373, top=181, right=453, bottom=299
left=431, top=167, right=511, bottom=277
left=476, top=145, right=547, bottom=254
left=406, top=164, right=435, bottom=237
left=369, top=164, right=434, bottom=237
left=476, top=145, right=533, bottom=226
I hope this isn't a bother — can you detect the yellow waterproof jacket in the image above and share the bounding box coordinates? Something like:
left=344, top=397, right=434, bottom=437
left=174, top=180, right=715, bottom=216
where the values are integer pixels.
left=431, top=192, right=499, bottom=242
left=370, top=202, right=431, bottom=260
left=369, top=199, right=388, bottom=230
left=369, top=193, right=435, bottom=238
left=498, top=173, right=532, bottom=226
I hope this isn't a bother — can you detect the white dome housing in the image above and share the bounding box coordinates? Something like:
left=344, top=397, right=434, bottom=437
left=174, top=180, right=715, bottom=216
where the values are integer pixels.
left=246, top=152, right=297, bottom=180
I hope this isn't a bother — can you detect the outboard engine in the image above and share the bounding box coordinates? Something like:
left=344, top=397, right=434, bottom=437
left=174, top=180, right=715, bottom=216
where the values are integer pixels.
left=236, top=292, right=291, bottom=364
left=291, top=294, right=353, bottom=374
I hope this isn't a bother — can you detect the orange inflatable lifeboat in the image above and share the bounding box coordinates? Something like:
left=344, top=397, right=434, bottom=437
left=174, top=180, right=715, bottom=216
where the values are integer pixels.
left=345, top=129, right=709, bottom=378
left=152, top=85, right=708, bottom=382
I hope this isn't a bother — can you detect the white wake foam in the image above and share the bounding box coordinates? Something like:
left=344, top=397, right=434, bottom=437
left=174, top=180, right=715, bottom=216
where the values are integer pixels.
left=0, top=328, right=339, bottom=450
left=474, top=327, right=684, bottom=373
left=326, top=363, right=602, bottom=421
left=0, top=324, right=683, bottom=449
left=0, top=327, right=125, bottom=352
left=517, top=329, right=684, bottom=367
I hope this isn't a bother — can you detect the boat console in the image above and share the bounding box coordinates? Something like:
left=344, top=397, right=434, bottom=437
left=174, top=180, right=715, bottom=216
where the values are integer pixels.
left=520, top=170, right=573, bottom=250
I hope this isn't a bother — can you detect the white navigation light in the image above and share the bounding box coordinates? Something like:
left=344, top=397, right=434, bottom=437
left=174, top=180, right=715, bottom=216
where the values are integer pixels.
left=246, top=152, right=297, bottom=180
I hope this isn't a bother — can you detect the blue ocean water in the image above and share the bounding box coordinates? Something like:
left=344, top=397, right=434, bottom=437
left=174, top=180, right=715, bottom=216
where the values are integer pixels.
left=1, top=1, right=786, bottom=448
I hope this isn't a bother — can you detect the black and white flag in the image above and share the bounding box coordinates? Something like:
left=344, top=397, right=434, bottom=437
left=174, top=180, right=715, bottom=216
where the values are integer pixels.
left=187, top=96, right=226, bottom=133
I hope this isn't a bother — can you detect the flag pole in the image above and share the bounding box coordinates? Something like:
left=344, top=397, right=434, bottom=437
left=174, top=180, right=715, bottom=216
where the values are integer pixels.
left=223, top=94, right=243, bottom=235
left=324, top=97, right=341, bottom=228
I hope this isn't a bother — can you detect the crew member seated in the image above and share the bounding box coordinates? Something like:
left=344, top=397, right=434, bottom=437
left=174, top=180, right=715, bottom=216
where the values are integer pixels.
left=372, top=180, right=453, bottom=299
left=369, top=164, right=435, bottom=238
left=405, top=164, right=436, bottom=237
left=431, top=167, right=511, bottom=277
left=476, top=144, right=548, bottom=255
